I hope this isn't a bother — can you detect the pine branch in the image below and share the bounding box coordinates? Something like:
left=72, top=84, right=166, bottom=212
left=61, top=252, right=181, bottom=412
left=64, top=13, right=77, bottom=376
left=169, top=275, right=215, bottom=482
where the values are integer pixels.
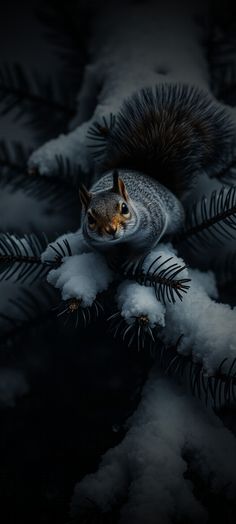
left=157, top=337, right=236, bottom=408
left=111, top=254, right=191, bottom=304
left=107, top=310, right=160, bottom=353
left=177, top=186, right=236, bottom=247
left=210, top=155, right=236, bottom=185
left=107, top=312, right=236, bottom=407
left=0, top=62, right=73, bottom=115
left=44, top=237, right=73, bottom=266
left=54, top=154, right=92, bottom=189
left=87, top=114, right=116, bottom=160
left=26, top=151, right=92, bottom=192
left=0, top=286, right=57, bottom=350
left=0, top=233, right=75, bottom=285
left=55, top=297, right=104, bottom=329
left=0, top=62, right=75, bottom=137
left=0, top=140, right=32, bottom=174
left=0, top=171, right=77, bottom=209
left=0, top=146, right=79, bottom=208
left=0, top=233, right=49, bottom=283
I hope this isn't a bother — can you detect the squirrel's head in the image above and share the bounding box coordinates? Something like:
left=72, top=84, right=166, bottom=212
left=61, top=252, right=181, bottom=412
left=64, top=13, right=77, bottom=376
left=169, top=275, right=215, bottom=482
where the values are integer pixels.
left=79, top=171, right=137, bottom=247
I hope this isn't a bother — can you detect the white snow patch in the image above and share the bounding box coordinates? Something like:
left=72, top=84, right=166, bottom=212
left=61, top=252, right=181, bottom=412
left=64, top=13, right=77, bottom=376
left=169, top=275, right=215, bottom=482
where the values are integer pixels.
left=117, top=281, right=166, bottom=328
left=72, top=370, right=236, bottom=524
left=163, top=268, right=236, bottom=373
left=47, top=252, right=113, bottom=307
left=190, top=268, right=219, bottom=299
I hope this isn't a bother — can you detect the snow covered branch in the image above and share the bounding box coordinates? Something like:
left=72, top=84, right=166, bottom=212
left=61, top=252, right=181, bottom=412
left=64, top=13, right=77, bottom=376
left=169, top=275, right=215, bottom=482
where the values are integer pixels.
left=28, top=0, right=210, bottom=178
left=47, top=251, right=113, bottom=307
left=71, top=370, right=236, bottom=524
left=163, top=267, right=236, bottom=374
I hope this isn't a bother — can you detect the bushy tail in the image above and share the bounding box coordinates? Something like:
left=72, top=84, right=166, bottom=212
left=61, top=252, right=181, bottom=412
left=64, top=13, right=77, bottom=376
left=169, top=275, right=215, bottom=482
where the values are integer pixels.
left=98, top=83, right=235, bottom=196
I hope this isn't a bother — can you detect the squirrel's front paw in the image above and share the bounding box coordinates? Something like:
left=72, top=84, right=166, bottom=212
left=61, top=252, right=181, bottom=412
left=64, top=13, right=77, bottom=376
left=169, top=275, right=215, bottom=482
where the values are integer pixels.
left=47, top=252, right=113, bottom=307
left=41, top=230, right=89, bottom=265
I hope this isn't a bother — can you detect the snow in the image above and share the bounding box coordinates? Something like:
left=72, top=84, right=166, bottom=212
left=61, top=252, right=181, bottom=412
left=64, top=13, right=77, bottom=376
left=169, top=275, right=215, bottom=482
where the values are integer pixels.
left=2, top=0, right=236, bottom=521
left=142, top=242, right=189, bottom=280
left=41, top=228, right=90, bottom=263
left=117, top=281, right=166, bottom=328
left=28, top=0, right=210, bottom=178
left=109, top=240, right=236, bottom=374
left=72, top=370, right=236, bottom=524
left=164, top=267, right=236, bottom=374
left=47, top=252, right=113, bottom=307
left=189, top=268, right=219, bottom=299
left=113, top=242, right=236, bottom=374
left=28, top=122, right=93, bottom=176
left=45, top=228, right=236, bottom=374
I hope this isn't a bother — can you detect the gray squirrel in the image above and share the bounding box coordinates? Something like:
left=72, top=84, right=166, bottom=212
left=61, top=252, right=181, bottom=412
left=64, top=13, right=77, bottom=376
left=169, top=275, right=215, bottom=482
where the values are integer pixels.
left=79, top=83, right=235, bottom=256
left=79, top=169, right=184, bottom=256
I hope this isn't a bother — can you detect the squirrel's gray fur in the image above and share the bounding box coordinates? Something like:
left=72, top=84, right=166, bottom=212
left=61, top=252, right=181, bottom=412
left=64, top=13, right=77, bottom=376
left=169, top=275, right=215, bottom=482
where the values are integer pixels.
left=81, top=83, right=235, bottom=257
left=81, top=169, right=184, bottom=256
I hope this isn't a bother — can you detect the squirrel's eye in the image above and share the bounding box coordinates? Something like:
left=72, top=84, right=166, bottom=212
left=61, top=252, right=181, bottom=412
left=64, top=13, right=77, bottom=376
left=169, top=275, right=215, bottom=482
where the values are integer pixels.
left=121, top=202, right=129, bottom=215
left=88, top=213, right=96, bottom=226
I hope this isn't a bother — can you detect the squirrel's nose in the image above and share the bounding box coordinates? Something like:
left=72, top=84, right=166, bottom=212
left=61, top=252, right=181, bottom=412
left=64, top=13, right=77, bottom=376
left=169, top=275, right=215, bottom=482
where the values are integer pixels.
left=105, top=225, right=117, bottom=235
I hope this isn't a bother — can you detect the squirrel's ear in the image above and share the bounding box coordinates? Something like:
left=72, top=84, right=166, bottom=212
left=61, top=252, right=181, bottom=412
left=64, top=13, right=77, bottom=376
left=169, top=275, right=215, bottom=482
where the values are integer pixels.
left=112, top=170, right=129, bottom=201
left=79, top=184, right=92, bottom=210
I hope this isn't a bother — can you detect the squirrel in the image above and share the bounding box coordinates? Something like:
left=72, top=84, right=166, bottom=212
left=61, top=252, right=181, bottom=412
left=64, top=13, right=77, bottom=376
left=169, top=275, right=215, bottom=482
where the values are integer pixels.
left=79, top=83, right=235, bottom=257
left=79, top=168, right=184, bottom=255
